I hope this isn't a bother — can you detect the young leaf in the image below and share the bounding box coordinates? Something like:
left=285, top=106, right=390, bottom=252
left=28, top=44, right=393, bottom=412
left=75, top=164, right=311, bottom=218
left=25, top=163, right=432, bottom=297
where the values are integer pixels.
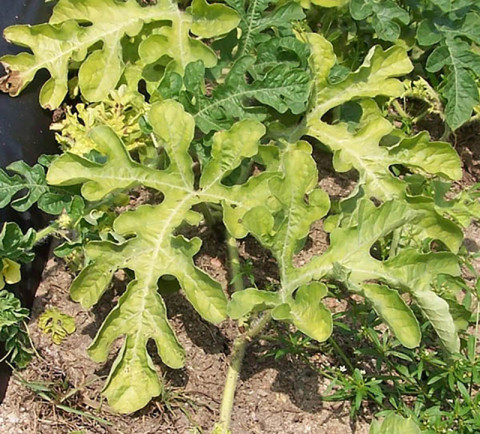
left=0, top=290, right=33, bottom=368
left=38, top=308, right=76, bottom=345
left=51, top=86, right=151, bottom=156
left=224, top=0, right=304, bottom=58
left=0, top=223, right=36, bottom=264
left=350, top=0, right=410, bottom=42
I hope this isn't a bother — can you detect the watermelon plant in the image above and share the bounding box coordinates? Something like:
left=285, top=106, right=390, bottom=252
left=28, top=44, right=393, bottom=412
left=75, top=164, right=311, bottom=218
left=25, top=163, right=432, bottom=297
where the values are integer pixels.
left=311, top=0, right=480, bottom=131
left=0, top=0, right=478, bottom=432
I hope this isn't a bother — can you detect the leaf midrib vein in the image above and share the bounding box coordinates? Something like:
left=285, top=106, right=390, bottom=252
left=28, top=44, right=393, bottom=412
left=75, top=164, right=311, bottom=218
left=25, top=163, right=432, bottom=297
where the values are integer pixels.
left=193, top=82, right=300, bottom=120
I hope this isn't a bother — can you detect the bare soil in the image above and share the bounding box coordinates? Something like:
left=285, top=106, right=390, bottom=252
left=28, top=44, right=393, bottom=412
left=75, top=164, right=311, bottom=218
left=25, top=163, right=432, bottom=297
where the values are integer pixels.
left=0, top=245, right=368, bottom=434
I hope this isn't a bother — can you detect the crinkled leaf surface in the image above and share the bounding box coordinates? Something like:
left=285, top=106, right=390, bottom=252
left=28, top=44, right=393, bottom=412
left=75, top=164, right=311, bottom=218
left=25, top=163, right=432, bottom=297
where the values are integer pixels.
left=0, top=223, right=36, bottom=264
left=160, top=35, right=311, bottom=134
left=0, top=223, right=36, bottom=293
left=238, top=131, right=461, bottom=350
left=350, top=0, right=410, bottom=42
left=224, top=0, right=304, bottom=58
left=47, top=100, right=277, bottom=413
left=1, top=0, right=472, bottom=416
left=0, top=0, right=239, bottom=108
left=231, top=141, right=333, bottom=341
left=0, top=290, right=32, bottom=368
left=417, top=8, right=480, bottom=129
left=38, top=308, right=76, bottom=345
left=305, top=33, right=463, bottom=252
left=332, top=0, right=480, bottom=129
left=0, top=290, right=29, bottom=329
left=231, top=105, right=462, bottom=351
left=0, top=159, right=79, bottom=214
left=137, top=0, right=240, bottom=74
left=238, top=157, right=461, bottom=351
left=287, top=199, right=461, bottom=352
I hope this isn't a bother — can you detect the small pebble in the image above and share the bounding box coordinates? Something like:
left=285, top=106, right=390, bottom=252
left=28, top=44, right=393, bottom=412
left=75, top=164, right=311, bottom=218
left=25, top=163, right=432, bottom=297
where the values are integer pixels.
left=8, top=415, right=19, bottom=424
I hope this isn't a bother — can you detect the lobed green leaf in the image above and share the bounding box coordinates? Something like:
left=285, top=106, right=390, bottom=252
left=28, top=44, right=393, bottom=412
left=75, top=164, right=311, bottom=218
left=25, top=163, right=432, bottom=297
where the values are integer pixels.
left=0, top=0, right=239, bottom=108
left=47, top=100, right=277, bottom=412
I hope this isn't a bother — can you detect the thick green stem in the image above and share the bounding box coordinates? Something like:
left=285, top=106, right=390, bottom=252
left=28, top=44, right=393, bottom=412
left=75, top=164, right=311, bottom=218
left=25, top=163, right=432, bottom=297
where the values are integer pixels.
left=226, top=232, right=243, bottom=293
left=214, top=228, right=269, bottom=433
left=215, top=312, right=271, bottom=434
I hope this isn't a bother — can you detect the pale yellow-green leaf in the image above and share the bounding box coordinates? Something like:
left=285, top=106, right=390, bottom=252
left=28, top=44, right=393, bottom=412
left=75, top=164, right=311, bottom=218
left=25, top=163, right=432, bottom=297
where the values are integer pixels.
left=304, top=33, right=463, bottom=252
left=370, top=414, right=422, bottom=434
left=138, top=0, right=240, bottom=74
left=188, top=0, right=241, bottom=38
left=235, top=143, right=332, bottom=338
left=0, top=259, right=21, bottom=289
left=299, top=0, right=349, bottom=9
left=228, top=289, right=279, bottom=319
left=285, top=199, right=461, bottom=352
left=414, top=289, right=460, bottom=353
left=272, top=282, right=332, bottom=342
left=363, top=284, right=420, bottom=348
left=38, top=308, right=76, bottom=345
left=47, top=100, right=276, bottom=413
left=0, top=0, right=239, bottom=107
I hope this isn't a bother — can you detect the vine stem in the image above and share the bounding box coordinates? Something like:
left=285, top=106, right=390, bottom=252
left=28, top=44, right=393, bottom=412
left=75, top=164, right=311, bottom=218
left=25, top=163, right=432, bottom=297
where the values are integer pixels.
left=214, top=230, right=271, bottom=433
left=199, top=203, right=216, bottom=227
left=34, top=224, right=58, bottom=244
left=215, top=312, right=271, bottom=434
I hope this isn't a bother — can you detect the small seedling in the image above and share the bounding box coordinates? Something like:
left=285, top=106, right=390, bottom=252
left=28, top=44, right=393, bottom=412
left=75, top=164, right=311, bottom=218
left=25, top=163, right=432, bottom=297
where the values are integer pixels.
left=38, top=308, right=76, bottom=345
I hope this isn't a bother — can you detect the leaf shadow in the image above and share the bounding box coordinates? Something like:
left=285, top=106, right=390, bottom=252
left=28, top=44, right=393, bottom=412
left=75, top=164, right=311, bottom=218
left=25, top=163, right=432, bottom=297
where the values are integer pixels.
left=164, top=290, right=230, bottom=356
left=80, top=272, right=128, bottom=340
left=243, top=348, right=324, bottom=413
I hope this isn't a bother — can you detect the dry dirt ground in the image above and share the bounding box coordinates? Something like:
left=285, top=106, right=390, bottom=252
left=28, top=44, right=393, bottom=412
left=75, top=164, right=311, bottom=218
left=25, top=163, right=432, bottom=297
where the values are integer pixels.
left=0, top=120, right=479, bottom=434
left=0, top=254, right=370, bottom=434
